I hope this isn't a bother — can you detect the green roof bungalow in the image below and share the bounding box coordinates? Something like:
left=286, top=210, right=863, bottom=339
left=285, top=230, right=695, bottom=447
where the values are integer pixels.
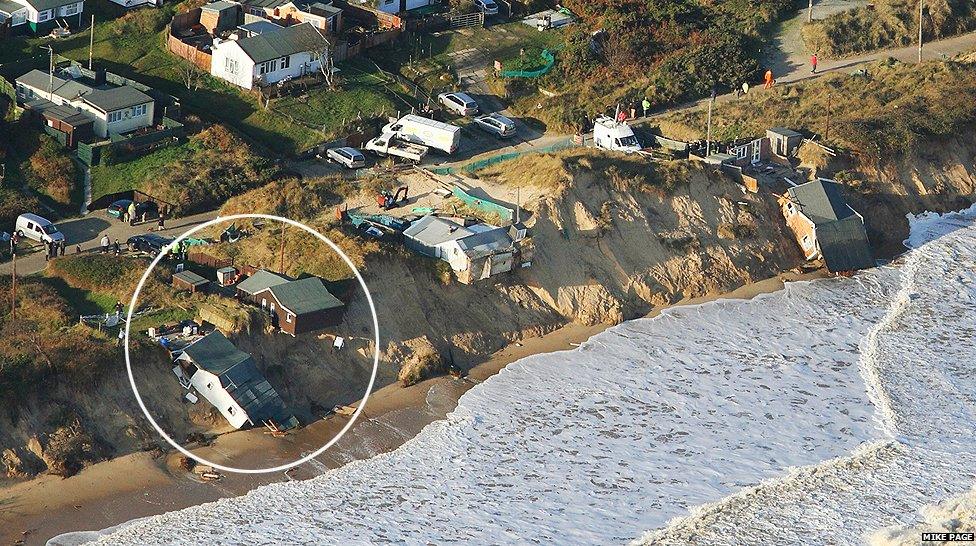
left=0, top=0, right=83, bottom=36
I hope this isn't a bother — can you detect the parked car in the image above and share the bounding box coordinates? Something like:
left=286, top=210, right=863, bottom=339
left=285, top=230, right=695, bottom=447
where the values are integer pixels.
left=107, top=199, right=159, bottom=220
left=127, top=234, right=174, bottom=256
left=473, top=113, right=517, bottom=138
left=326, top=147, right=367, bottom=169
left=438, top=92, right=479, bottom=116
left=15, top=213, right=65, bottom=244
left=474, top=0, right=499, bottom=15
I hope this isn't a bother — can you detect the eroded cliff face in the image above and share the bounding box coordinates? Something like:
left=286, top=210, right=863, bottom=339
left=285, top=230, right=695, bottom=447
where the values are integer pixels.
left=3, top=141, right=973, bottom=480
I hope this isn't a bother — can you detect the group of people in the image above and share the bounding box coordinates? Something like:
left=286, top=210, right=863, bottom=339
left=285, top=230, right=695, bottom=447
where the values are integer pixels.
left=43, top=239, right=66, bottom=261
left=100, top=234, right=123, bottom=256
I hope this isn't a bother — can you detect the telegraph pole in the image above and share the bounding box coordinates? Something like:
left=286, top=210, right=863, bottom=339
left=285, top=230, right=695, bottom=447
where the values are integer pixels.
left=278, top=227, right=285, bottom=275
left=808, top=0, right=814, bottom=23
left=89, top=14, right=95, bottom=70
left=825, top=92, right=832, bottom=143
left=10, top=252, right=16, bottom=322
left=705, top=88, right=715, bottom=157
left=918, top=0, right=924, bottom=62
left=46, top=45, right=54, bottom=99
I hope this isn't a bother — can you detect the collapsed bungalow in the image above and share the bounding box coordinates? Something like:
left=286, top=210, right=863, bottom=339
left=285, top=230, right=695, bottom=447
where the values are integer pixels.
left=176, top=330, right=297, bottom=430
left=780, top=178, right=874, bottom=273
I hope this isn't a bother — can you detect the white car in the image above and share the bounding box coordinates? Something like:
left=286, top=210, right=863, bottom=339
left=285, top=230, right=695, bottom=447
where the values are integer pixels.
left=438, top=92, right=479, bottom=116
left=473, top=113, right=517, bottom=138
left=15, top=213, right=65, bottom=244
left=474, top=0, right=498, bottom=15
left=326, top=147, right=366, bottom=169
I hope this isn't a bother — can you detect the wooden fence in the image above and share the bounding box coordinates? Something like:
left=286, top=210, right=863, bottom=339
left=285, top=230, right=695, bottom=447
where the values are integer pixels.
left=188, top=251, right=233, bottom=270
left=447, top=12, right=484, bottom=29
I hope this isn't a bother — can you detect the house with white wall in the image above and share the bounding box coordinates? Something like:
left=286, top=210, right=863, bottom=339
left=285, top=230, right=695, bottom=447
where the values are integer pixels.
left=374, top=0, right=432, bottom=14
left=403, top=215, right=517, bottom=283
left=176, top=330, right=296, bottom=430
left=0, top=0, right=83, bottom=35
left=15, top=68, right=154, bottom=139
left=210, top=21, right=330, bottom=89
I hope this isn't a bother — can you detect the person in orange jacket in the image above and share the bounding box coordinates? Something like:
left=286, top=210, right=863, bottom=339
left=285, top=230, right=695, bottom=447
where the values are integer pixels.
left=811, top=53, right=819, bottom=73
left=764, top=69, right=775, bottom=89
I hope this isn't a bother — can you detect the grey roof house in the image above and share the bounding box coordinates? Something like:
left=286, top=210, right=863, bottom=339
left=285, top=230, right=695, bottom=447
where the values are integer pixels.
left=252, top=276, right=345, bottom=336
left=781, top=178, right=874, bottom=273
left=210, top=21, right=331, bottom=89
left=177, top=330, right=297, bottom=430
left=403, top=214, right=516, bottom=284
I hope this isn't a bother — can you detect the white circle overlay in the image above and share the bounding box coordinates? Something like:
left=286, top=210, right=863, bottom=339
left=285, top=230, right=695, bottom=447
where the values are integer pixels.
left=124, top=213, right=380, bottom=474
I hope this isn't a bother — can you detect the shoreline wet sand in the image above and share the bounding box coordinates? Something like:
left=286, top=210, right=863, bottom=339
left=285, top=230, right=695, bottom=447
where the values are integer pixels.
left=0, top=271, right=822, bottom=546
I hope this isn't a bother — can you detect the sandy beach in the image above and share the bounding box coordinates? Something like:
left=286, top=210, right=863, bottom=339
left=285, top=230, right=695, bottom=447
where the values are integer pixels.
left=0, top=270, right=822, bottom=546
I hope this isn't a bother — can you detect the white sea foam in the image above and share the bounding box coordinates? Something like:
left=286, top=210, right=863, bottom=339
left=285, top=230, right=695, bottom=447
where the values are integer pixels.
left=67, top=207, right=976, bottom=546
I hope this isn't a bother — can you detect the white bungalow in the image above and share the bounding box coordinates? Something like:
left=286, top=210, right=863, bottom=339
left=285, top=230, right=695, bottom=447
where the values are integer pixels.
left=210, top=21, right=330, bottom=89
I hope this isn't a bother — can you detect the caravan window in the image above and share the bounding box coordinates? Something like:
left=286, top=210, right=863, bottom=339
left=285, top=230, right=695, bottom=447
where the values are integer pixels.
left=286, top=313, right=293, bottom=323
left=228, top=406, right=236, bottom=415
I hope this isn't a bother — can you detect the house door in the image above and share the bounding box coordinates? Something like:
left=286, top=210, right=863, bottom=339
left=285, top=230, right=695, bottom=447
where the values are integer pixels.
left=752, top=139, right=762, bottom=163
left=261, top=298, right=267, bottom=309
left=270, top=302, right=276, bottom=315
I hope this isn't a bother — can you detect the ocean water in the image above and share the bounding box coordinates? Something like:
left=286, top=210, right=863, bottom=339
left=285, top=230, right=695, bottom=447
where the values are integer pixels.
left=71, top=208, right=976, bottom=545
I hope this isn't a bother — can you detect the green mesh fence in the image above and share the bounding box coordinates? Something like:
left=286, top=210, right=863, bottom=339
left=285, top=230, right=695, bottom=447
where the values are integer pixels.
left=499, top=49, right=556, bottom=79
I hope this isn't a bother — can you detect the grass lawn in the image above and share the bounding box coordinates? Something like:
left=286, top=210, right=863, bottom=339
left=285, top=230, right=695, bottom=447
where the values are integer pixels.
left=4, top=4, right=404, bottom=155
left=41, top=275, right=118, bottom=315
left=90, top=140, right=195, bottom=199
left=273, top=59, right=408, bottom=135
left=369, top=22, right=563, bottom=93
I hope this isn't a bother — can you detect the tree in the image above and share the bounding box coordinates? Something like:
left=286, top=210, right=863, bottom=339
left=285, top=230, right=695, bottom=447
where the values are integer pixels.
left=176, top=58, right=204, bottom=91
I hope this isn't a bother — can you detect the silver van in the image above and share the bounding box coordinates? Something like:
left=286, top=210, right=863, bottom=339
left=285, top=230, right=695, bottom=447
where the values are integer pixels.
left=15, top=213, right=65, bottom=244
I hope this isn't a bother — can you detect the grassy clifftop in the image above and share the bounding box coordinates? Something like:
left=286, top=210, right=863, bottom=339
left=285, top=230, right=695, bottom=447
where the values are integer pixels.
left=804, top=0, right=976, bottom=58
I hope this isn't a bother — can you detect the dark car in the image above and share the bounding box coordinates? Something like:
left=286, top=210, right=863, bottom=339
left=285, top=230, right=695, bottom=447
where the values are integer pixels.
left=127, top=234, right=174, bottom=256
left=107, top=199, right=159, bottom=220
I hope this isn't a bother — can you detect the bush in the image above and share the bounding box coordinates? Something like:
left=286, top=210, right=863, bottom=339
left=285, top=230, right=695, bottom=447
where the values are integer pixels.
left=23, top=134, right=78, bottom=206
left=397, top=347, right=444, bottom=387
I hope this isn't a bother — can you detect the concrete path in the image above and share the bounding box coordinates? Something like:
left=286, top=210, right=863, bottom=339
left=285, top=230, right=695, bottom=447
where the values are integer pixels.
left=0, top=209, right=220, bottom=277
left=765, top=0, right=868, bottom=78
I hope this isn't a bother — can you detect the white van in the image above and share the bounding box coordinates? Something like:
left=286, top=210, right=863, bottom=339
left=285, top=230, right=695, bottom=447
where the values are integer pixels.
left=382, top=115, right=462, bottom=155
left=593, top=116, right=642, bottom=154
left=15, top=213, right=65, bottom=244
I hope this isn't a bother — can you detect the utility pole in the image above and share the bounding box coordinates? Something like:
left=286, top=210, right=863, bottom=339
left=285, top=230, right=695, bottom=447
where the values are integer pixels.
left=89, top=14, right=95, bottom=70
left=10, top=252, right=16, bottom=322
left=46, top=45, right=54, bottom=100
left=705, top=88, right=715, bottom=157
left=808, top=0, right=814, bottom=23
left=825, top=92, right=832, bottom=143
left=278, top=227, right=285, bottom=275
left=918, top=0, right=924, bottom=62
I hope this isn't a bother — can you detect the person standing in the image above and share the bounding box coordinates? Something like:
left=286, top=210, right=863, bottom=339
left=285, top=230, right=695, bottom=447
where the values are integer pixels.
left=113, top=239, right=121, bottom=256
left=44, top=240, right=51, bottom=262
left=641, top=98, right=651, bottom=118
left=128, top=202, right=137, bottom=226
left=101, top=234, right=110, bottom=253
left=811, top=53, right=818, bottom=74
left=59, top=240, right=65, bottom=257
left=157, top=212, right=165, bottom=231
left=764, top=69, right=775, bottom=89
left=114, top=301, right=124, bottom=319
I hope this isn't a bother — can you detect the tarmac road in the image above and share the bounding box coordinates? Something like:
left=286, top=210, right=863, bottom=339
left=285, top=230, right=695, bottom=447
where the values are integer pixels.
left=0, top=209, right=221, bottom=277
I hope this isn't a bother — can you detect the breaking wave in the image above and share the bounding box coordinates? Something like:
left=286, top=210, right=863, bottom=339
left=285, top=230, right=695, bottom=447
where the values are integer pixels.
left=60, top=207, right=976, bottom=545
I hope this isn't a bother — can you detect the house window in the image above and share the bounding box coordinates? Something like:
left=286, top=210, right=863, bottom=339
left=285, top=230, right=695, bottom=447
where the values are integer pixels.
left=108, top=111, right=122, bottom=123
left=228, top=406, right=236, bottom=415
left=258, top=61, right=273, bottom=75
left=207, top=382, right=213, bottom=389
left=225, top=58, right=239, bottom=75
left=37, top=9, right=51, bottom=21
left=286, top=313, right=293, bottom=323
left=734, top=146, right=747, bottom=160
left=63, top=3, right=78, bottom=15
left=279, top=55, right=290, bottom=70
left=801, top=235, right=813, bottom=249
left=786, top=203, right=795, bottom=215
left=132, top=104, right=147, bottom=117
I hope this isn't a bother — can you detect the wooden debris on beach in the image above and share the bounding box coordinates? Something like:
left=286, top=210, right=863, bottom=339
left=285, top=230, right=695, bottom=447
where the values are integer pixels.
left=201, top=471, right=222, bottom=481
left=333, top=405, right=357, bottom=416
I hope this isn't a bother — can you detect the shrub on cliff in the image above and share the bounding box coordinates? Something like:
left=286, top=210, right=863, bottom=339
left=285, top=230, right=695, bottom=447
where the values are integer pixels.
left=398, top=346, right=444, bottom=387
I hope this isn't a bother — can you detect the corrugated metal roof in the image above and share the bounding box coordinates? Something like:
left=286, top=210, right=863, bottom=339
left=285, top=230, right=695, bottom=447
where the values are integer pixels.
left=183, top=331, right=252, bottom=376
left=788, top=179, right=856, bottom=224
left=18, top=0, right=77, bottom=12
left=403, top=215, right=473, bottom=247
left=202, top=0, right=236, bottom=11
left=236, top=269, right=289, bottom=295
left=236, top=22, right=329, bottom=63
left=268, top=276, right=343, bottom=315
left=456, top=227, right=513, bottom=259
left=183, top=331, right=294, bottom=427
left=174, top=270, right=209, bottom=286
left=816, top=219, right=874, bottom=273
left=239, top=0, right=290, bottom=8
